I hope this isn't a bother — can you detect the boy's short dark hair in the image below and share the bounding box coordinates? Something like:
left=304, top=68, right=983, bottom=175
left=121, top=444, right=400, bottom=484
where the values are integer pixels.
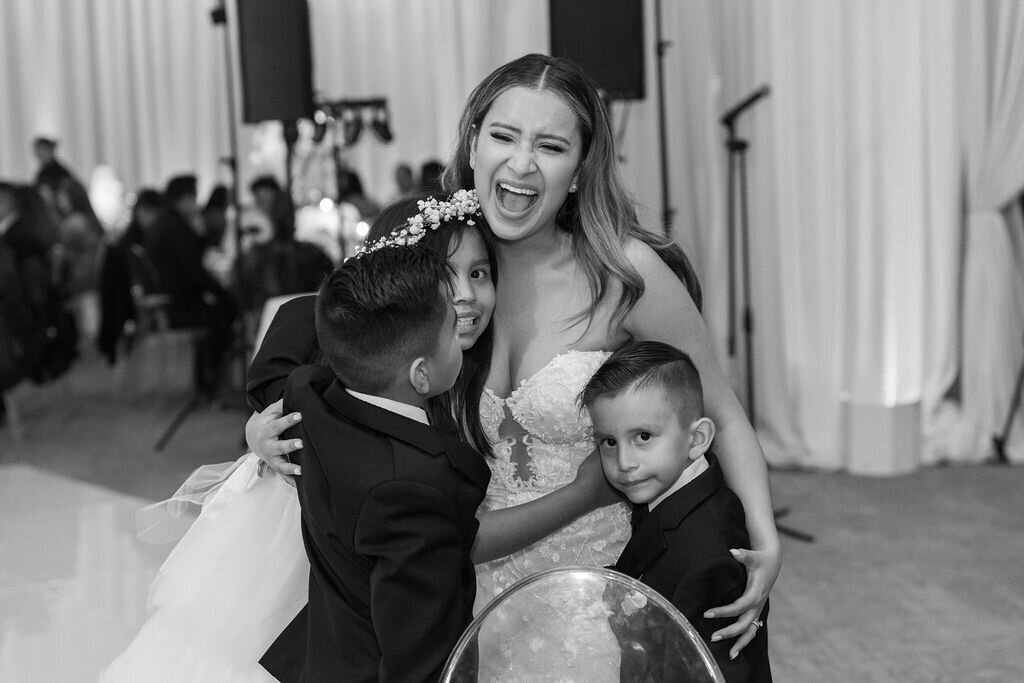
left=580, top=341, right=704, bottom=423
left=315, top=246, right=452, bottom=394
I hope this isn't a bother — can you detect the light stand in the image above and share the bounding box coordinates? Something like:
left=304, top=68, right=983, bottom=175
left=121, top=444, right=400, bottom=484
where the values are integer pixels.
left=654, top=0, right=674, bottom=232
left=721, top=85, right=769, bottom=425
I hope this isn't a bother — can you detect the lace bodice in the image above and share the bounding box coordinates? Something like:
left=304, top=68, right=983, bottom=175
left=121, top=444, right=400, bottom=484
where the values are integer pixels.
left=475, top=350, right=632, bottom=608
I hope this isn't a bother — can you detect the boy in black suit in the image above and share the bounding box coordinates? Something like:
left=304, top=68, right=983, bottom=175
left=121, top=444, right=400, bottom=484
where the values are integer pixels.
left=260, top=244, right=490, bottom=682
left=581, top=341, right=771, bottom=682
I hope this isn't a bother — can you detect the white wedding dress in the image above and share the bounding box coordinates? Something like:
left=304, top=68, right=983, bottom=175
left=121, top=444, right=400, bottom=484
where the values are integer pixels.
left=101, top=351, right=631, bottom=681
left=474, top=350, right=633, bottom=679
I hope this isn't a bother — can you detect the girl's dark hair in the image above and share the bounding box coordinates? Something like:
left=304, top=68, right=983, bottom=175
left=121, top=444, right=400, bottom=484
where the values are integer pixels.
left=357, top=192, right=497, bottom=455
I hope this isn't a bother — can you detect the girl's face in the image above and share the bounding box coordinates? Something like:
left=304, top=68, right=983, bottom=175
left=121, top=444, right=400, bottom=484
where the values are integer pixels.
left=447, top=228, right=495, bottom=350
left=470, top=87, right=582, bottom=245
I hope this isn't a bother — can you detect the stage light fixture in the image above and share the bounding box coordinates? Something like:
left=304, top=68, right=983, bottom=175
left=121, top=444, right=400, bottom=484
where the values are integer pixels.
left=370, top=105, right=393, bottom=143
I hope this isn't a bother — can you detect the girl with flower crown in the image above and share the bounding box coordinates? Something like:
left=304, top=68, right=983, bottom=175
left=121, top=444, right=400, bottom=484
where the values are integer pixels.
left=100, top=190, right=505, bottom=682
left=251, top=53, right=780, bottom=665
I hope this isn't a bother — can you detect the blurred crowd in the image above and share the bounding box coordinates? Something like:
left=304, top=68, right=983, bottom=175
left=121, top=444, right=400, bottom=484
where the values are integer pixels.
left=0, top=135, right=446, bottom=426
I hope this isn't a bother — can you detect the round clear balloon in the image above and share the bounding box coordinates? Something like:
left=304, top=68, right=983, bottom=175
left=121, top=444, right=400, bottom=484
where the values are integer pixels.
left=441, top=566, right=724, bottom=682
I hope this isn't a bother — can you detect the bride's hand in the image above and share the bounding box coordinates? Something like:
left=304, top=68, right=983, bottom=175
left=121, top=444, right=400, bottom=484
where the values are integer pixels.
left=704, top=545, right=781, bottom=659
left=573, top=450, right=622, bottom=509
left=246, top=399, right=303, bottom=480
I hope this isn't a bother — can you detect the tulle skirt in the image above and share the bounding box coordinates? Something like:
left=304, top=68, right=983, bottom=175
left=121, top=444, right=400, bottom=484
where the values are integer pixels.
left=100, top=454, right=308, bottom=683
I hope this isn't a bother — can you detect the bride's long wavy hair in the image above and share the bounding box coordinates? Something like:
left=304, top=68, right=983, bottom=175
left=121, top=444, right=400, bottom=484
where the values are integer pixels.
left=442, top=53, right=702, bottom=329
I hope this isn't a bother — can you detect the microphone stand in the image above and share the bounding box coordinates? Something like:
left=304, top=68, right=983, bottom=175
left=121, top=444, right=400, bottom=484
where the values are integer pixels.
left=721, top=85, right=769, bottom=426
left=721, top=87, right=813, bottom=544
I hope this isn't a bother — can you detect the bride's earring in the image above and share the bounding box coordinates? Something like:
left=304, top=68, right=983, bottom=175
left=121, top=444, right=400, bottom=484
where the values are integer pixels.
left=569, top=180, right=578, bottom=193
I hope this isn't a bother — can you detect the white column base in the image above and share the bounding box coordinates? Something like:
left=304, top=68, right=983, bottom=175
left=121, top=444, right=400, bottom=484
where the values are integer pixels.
left=843, top=400, right=922, bottom=476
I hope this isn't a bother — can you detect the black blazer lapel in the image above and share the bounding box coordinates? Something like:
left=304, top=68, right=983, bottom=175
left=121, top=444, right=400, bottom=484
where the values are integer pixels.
left=655, top=454, right=724, bottom=531
left=321, top=377, right=491, bottom=493
left=615, top=509, right=667, bottom=579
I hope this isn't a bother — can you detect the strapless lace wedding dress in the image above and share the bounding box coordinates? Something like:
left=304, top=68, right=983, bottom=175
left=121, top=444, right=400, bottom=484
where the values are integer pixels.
left=474, top=351, right=632, bottom=679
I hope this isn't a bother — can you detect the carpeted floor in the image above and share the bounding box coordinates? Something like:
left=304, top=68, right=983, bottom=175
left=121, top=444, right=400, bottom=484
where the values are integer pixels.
left=2, top=345, right=1022, bottom=682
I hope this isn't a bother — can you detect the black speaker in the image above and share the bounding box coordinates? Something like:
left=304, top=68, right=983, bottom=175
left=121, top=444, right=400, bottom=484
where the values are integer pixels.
left=549, top=0, right=645, bottom=100
left=236, top=0, right=315, bottom=123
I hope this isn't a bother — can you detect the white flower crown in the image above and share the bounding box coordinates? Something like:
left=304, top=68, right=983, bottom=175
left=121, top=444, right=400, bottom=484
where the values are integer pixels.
left=357, top=189, right=481, bottom=256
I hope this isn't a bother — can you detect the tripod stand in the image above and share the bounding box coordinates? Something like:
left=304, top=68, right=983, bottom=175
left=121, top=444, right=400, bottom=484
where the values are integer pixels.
left=721, top=85, right=769, bottom=423
left=154, top=2, right=248, bottom=452
left=992, top=332, right=1024, bottom=463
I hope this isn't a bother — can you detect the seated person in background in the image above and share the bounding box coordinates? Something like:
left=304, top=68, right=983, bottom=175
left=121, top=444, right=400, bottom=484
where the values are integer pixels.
left=390, top=162, right=417, bottom=202
left=201, top=184, right=230, bottom=250
left=419, top=159, right=444, bottom=193
left=53, top=176, right=105, bottom=343
left=260, top=243, right=489, bottom=682
left=238, top=177, right=332, bottom=317
left=581, top=341, right=772, bottom=683
left=97, top=188, right=162, bottom=364
left=336, top=167, right=381, bottom=220
left=0, top=181, right=76, bottom=385
left=146, top=174, right=237, bottom=396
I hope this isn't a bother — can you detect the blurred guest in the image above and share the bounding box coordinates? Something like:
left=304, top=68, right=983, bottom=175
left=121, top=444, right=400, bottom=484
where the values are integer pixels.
left=420, top=159, right=444, bottom=194
left=97, top=188, right=162, bottom=364
left=236, top=175, right=281, bottom=252
left=33, top=136, right=77, bottom=199
left=336, top=167, right=380, bottom=219
left=54, top=177, right=105, bottom=343
left=146, top=174, right=237, bottom=397
left=391, top=162, right=417, bottom=201
left=0, top=181, right=76, bottom=392
left=201, top=184, right=231, bottom=250
left=0, top=182, right=57, bottom=265
left=238, top=181, right=332, bottom=318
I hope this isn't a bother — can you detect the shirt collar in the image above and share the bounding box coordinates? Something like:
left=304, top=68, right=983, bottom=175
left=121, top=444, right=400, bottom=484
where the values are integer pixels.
left=345, top=388, right=429, bottom=426
left=648, top=453, right=709, bottom=512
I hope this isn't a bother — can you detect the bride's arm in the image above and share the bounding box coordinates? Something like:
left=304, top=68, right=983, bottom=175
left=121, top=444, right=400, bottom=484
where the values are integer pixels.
left=471, top=449, right=621, bottom=563
left=622, top=239, right=781, bottom=658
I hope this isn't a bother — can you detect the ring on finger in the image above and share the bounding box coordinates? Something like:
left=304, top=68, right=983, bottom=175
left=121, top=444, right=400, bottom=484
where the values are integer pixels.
left=751, top=619, right=764, bottom=630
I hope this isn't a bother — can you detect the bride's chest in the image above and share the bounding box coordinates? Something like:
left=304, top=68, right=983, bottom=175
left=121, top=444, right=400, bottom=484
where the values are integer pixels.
left=481, top=350, right=612, bottom=445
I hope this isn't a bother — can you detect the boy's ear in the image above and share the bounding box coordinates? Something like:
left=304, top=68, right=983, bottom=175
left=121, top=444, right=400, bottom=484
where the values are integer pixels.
left=688, top=417, right=716, bottom=460
left=409, top=357, right=431, bottom=397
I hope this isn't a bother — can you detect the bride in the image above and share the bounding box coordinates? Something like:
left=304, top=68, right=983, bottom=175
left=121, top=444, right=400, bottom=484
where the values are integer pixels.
left=106, top=53, right=780, bottom=680
left=251, top=53, right=780, bottom=663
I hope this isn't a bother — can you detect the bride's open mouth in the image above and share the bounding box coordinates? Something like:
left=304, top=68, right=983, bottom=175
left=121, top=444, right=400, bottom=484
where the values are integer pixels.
left=496, top=182, right=538, bottom=213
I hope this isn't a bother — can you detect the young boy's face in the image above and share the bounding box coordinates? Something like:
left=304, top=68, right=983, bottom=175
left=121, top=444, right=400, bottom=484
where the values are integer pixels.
left=589, top=384, right=694, bottom=505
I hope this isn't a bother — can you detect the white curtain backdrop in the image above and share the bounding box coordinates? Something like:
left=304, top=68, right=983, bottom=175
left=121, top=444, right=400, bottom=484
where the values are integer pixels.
left=959, top=0, right=1024, bottom=464
left=0, top=0, right=233, bottom=197
left=2, top=1, right=1019, bottom=473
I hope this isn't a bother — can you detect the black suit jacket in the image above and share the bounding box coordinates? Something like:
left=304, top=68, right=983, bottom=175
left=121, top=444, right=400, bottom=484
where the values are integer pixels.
left=613, top=454, right=771, bottom=682
left=144, top=207, right=224, bottom=305
left=260, top=365, right=490, bottom=682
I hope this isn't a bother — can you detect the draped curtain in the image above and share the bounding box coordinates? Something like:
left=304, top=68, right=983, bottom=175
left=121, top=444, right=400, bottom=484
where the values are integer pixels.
left=959, top=0, right=1024, bottom=464
left=0, top=0, right=233, bottom=199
